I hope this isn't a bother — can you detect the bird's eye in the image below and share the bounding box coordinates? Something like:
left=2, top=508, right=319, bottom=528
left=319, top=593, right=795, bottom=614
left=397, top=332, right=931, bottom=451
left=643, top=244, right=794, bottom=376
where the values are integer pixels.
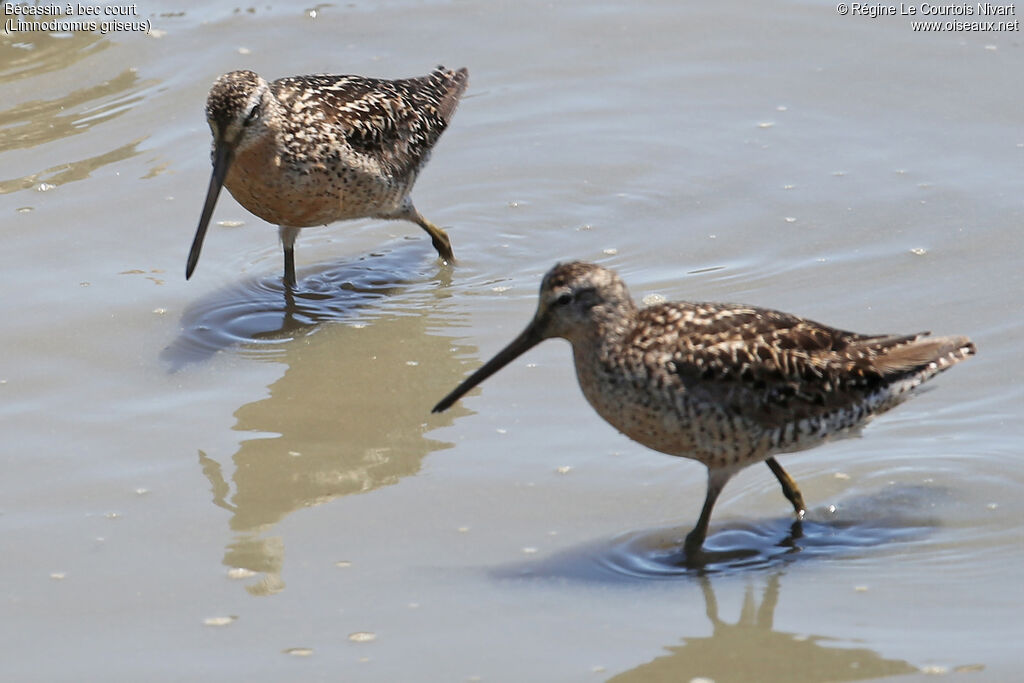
left=555, top=293, right=573, bottom=306
left=243, top=104, right=261, bottom=125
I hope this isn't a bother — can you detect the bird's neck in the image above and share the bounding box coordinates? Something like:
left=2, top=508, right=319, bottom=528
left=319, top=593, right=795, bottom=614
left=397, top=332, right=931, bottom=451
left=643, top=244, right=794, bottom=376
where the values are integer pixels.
left=571, top=300, right=637, bottom=359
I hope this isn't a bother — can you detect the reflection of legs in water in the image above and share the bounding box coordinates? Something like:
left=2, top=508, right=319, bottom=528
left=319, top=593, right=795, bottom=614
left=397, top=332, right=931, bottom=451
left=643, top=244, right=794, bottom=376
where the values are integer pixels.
left=699, top=572, right=782, bottom=629
left=198, top=449, right=235, bottom=514
left=283, top=284, right=298, bottom=329
left=676, top=573, right=919, bottom=680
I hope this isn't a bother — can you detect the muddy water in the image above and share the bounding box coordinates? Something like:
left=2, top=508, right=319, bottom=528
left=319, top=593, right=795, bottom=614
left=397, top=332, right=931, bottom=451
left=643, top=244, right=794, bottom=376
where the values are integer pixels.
left=1, top=1, right=1021, bottom=681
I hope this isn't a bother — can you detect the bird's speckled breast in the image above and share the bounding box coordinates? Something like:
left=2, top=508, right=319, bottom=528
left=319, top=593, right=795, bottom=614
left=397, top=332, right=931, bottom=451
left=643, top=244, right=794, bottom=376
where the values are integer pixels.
left=223, top=131, right=410, bottom=228
left=571, top=340, right=782, bottom=469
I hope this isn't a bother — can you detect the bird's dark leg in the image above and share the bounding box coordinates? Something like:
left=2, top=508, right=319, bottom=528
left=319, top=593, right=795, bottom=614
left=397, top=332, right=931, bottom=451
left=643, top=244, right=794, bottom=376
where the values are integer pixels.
left=279, top=226, right=299, bottom=288
left=684, top=468, right=734, bottom=555
left=283, top=250, right=296, bottom=288
left=765, top=456, right=806, bottom=517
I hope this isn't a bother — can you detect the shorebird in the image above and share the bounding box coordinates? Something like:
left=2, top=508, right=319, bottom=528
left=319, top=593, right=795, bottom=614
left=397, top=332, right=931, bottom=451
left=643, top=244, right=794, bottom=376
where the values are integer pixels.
left=186, top=65, right=468, bottom=287
left=433, top=262, right=975, bottom=556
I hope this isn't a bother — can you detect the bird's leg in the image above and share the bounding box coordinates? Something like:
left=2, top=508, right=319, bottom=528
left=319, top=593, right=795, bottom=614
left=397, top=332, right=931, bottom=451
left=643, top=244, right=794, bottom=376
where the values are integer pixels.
left=283, top=248, right=296, bottom=288
left=279, top=226, right=300, bottom=288
left=684, top=468, right=734, bottom=555
left=765, top=457, right=806, bottom=518
left=415, top=213, right=455, bottom=263
left=385, top=201, right=454, bottom=262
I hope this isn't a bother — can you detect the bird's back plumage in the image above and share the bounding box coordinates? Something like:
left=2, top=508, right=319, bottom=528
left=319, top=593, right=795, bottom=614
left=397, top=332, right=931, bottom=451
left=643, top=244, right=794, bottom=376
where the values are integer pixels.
left=268, top=65, right=468, bottom=181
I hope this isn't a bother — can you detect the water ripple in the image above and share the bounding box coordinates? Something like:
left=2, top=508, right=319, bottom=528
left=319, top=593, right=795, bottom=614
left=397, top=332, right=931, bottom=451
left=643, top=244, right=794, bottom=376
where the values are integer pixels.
left=596, top=514, right=929, bottom=579
left=497, top=484, right=946, bottom=582
left=162, top=246, right=440, bottom=369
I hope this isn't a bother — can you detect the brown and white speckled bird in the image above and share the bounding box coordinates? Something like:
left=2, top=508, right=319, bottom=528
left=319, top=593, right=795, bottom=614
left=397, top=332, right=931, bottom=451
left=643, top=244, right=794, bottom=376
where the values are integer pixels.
left=433, top=262, right=975, bottom=555
left=186, top=65, right=468, bottom=287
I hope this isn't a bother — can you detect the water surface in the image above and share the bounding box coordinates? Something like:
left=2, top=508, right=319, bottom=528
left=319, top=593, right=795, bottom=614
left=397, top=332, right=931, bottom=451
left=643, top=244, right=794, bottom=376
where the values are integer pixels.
left=1, top=1, right=1021, bottom=680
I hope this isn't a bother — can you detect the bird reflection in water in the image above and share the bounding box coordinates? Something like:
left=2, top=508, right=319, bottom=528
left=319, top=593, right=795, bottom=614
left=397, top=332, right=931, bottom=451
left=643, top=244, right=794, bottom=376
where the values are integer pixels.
left=186, top=253, right=469, bottom=594
left=609, top=574, right=922, bottom=683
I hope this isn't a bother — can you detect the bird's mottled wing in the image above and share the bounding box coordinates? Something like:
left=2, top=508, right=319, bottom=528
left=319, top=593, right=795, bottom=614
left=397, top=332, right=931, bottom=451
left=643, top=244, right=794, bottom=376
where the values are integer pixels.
left=626, top=302, right=928, bottom=425
left=271, top=67, right=467, bottom=178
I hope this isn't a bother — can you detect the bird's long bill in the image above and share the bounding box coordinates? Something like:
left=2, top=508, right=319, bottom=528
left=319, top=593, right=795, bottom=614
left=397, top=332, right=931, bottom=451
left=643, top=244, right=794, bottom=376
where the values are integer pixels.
left=432, top=321, right=544, bottom=413
left=186, top=141, right=234, bottom=280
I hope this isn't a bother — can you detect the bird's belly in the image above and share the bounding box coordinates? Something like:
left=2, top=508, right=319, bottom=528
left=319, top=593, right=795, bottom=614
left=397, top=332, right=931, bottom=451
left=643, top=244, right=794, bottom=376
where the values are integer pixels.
left=575, top=365, right=766, bottom=467
left=224, top=143, right=408, bottom=227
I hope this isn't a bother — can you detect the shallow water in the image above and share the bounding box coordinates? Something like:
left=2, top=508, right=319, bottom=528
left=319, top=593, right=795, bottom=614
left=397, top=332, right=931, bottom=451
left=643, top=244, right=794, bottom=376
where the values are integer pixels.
left=2, top=1, right=1022, bottom=680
